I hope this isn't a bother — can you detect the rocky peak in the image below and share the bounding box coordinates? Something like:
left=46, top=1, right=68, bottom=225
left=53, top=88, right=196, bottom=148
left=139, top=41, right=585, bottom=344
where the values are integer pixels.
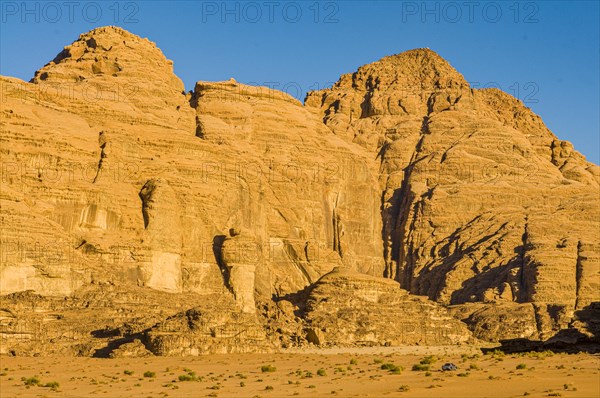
left=32, top=26, right=177, bottom=84
left=305, top=49, right=473, bottom=148
left=334, top=48, right=468, bottom=93
left=29, top=26, right=193, bottom=131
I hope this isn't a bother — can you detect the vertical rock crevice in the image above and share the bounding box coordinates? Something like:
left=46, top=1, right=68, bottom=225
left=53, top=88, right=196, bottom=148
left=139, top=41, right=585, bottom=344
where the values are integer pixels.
left=220, top=228, right=260, bottom=314
left=136, top=179, right=183, bottom=293
left=194, top=115, right=205, bottom=139
left=517, top=216, right=530, bottom=302
left=383, top=116, right=430, bottom=288
left=331, top=193, right=345, bottom=260
left=574, top=240, right=583, bottom=310
left=92, top=131, right=108, bottom=183
left=394, top=173, right=416, bottom=287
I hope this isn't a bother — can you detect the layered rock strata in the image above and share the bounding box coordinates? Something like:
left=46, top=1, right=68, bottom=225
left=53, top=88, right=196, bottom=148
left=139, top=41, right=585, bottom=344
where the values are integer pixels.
left=1, top=27, right=598, bottom=355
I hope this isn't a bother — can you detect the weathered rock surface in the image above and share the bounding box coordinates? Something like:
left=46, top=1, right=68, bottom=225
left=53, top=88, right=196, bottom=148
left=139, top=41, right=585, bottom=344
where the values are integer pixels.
left=0, top=27, right=598, bottom=355
left=0, top=288, right=226, bottom=356
left=108, top=339, right=152, bottom=358
left=145, top=307, right=273, bottom=355
left=306, top=49, right=599, bottom=341
left=302, top=267, right=472, bottom=346
left=220, top=228, right=261, bottom=313
left=483, top=301, right=600, bottom=354
left=451, top=300, right=587, bottom=344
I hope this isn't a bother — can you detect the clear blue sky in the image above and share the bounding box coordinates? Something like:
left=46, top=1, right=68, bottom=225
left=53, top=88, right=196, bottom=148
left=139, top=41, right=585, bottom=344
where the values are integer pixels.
left=1, top=1, right=598, bottom=163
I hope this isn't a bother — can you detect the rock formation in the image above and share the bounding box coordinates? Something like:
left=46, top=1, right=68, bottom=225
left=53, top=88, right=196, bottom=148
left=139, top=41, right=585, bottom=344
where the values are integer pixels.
left=301, top=267, right=472, bottom=346
left=220, top=228, right=260, bottom=314
left=0, top=26, right=598, bottom=356
left=305, top=50, right=599, bottom=341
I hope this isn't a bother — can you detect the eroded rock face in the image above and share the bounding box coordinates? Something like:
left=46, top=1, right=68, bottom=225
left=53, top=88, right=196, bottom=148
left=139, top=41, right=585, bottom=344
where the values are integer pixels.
left=302, top=267, right=472, bottom=346
left=138, top=178, right=183, bottom=292
left=450, top=303, right=541, bottom=341
left=145, top=307, right=273, bottom=355
left=0, top=288, right=230, bottom=357
left=0, top=28, right=598, bottom=354
left=306, top=48, right=599, bottom=330
left=191, top=78, right=385, bottom=291
left=30, top=26, right=193, bottom=131
left=220, top=228, right=260, bottom=313
left=108, top=339, right=152, bottom=358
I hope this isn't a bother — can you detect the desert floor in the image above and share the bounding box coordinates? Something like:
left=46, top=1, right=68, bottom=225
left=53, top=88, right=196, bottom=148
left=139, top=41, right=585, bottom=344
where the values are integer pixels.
left=0, top=346, right=598, bottom=397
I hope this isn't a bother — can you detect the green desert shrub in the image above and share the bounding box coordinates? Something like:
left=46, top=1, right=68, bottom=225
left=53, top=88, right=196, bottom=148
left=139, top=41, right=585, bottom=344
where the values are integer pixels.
left=381, top=363, right=403, bottom=374
left=261, top=365, right=276, bottom=373
left=23, top=376, right=40, bottom=386
left=420, top=356, right=438, bottom=365
left=43, top=381, right=60, bottom=390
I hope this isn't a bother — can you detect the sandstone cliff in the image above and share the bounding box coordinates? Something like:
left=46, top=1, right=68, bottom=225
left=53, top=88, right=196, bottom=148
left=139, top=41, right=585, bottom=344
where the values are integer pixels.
left=306, top=49, right=599, bottom=341
left=1, top=27, right=598, bottom=355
